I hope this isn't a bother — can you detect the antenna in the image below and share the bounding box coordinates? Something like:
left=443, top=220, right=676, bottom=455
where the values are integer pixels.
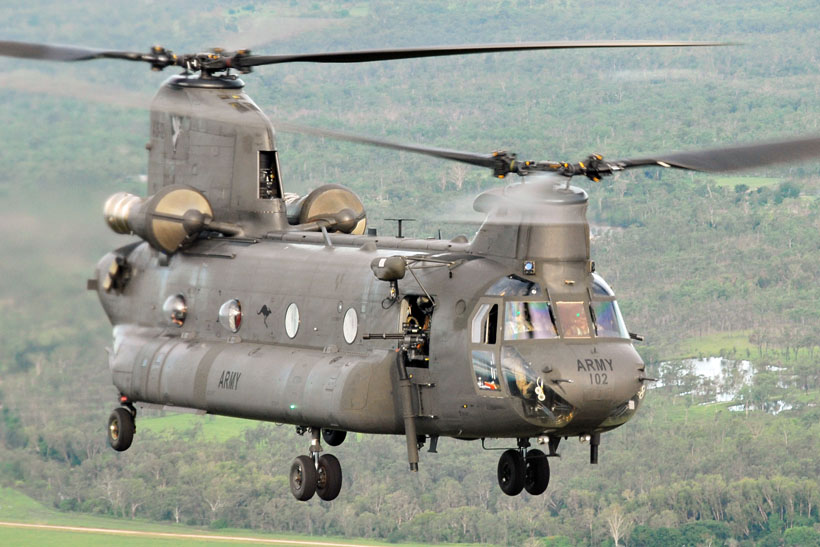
left=385, top=218, right=415, bottom=238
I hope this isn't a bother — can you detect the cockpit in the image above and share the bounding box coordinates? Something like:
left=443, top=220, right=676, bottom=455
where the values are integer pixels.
left=468, top=272, right=630, bottom=428
left=473, top=273, right=628, bottom=343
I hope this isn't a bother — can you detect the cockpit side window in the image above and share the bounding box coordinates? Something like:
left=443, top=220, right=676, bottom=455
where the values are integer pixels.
left=592, top=277, right=614, bottom=297
left=470, top=300, right=502, bottom=394
left=589, top=273, right=629, bottom=339
left=471, top=303, right=498, bottom=344
left=472, top=350, right=500, bottom=392
left=591, top=301, right=628, bottom=338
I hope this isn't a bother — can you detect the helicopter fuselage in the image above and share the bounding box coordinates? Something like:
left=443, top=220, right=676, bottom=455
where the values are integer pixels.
left=90, top=69, right=649, bottom=499
left=96, top=230, right=645, bottom=442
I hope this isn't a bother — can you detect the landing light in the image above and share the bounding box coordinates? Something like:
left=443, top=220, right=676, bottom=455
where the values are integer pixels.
left=579, top=434, right=592, bottom=443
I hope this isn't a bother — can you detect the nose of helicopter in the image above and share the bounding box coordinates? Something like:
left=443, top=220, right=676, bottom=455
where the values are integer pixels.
left=559, top=341, right=646, bottom=429
left=508, top=340, right=646, bottom=432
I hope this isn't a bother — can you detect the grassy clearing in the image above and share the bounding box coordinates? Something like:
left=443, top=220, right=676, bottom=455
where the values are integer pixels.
left=673, top=330, right=757, bottom=359
left=0, top=488, right=412, bottom=546
left=138, top=414, right=370, bottom=444
left=713, top=175, right=782, bottom=189
left=138, top=414, right=261, bottom=442
left=0, top=527, right=220, bottom=547
left=647, top=398, right=736, bottom=423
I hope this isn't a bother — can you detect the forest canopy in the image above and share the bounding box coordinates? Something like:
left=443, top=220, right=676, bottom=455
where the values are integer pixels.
left=1, top=0, right=819, bottom=545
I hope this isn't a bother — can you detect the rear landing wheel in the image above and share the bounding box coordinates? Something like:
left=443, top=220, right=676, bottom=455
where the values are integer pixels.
left=290, top=455, right=317, bottom=501
left=107, top=407, right=135, bottom=452
left=497, top=449, right=525, bottom=496
left=316, top=454, right=343, bottom=501
left=524, top=449, right=550, bottom=495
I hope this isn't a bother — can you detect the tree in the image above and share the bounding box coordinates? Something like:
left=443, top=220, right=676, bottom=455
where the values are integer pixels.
left=784, top=526, right=820, bottom=546
left=604, top=503, right=632, bottom=546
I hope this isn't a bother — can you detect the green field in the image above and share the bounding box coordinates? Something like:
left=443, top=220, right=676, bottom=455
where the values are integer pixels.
left=673, top=330, right=757, bottom=359
left=138, top=414, right=369, bottom=443
left=0, top=527, right=226, bottom=547
left=712, top=175, right=782, bottom=189
left=138, top=414, right=262, bottom=442
left=0, top=488, right=403, bottom=546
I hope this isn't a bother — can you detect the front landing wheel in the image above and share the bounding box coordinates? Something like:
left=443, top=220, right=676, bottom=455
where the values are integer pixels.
left=290, top=455, right=317, bottom=501
left=497, top=449, right=525, bottom=496
left=524, top=449, right=550, bottom=495
left=107, top=407, right=135, bottom=452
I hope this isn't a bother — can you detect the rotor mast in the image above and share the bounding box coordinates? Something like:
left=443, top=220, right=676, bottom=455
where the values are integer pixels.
left=147, top=74, right=289, bottom=235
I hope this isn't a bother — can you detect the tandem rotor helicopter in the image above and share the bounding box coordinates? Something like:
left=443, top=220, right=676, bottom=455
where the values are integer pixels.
left=2, top=38, right=819, bottom=502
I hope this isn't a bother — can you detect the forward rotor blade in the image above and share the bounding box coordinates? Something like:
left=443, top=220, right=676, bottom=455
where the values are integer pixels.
left=617, top=135, right=820, bottom=172
left=280, top=119, right=820, bottom=183
left=240, top=40, right=726, bottom=67
left=274, top=121, right=498, bottom=170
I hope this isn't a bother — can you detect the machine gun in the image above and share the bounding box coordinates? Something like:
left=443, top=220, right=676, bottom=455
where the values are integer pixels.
left=363, top=323, right=431, bottom=470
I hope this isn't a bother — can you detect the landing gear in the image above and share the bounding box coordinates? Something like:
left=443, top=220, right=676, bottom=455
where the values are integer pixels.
left=497, top=449, right=525, bottom=496
left=107, top=406, right=135, bottom=451
left=290, top=455, right=317, bottom=501
left=289, top=427, right=344, bottom=501
left=524, top=449, right=550, bottom=495
left=496, top=439, right=552, bottom=496
left=316, top=454, right=343, bottom=501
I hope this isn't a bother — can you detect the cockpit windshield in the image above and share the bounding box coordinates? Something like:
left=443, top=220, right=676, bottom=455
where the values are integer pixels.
left=554, top=301, right=592, bottom=339
left=504, top=301, right=558, bottom=340
left=484, top=274, right=628, bottom=341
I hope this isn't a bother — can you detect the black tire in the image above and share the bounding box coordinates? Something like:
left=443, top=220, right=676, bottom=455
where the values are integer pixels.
left=497, top=449, right=525, bottom=496
left=316, top=454, right=343, bottom=501
left=107, top=407, right=135, bottom=452
left=524, top=449, right=550, bottom=495
left=322, top=429, right=347, bottom=447
left=290, top=455, right=317, bottom=501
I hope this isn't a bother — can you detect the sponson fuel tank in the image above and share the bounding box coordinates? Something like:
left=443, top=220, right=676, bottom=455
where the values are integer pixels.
left=109, top=325, right=397, bottom=433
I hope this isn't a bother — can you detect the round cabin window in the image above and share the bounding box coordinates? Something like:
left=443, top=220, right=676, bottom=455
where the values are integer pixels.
left=285, top=303, right=300, bottom=338
left=218, top=299, right=242, bottom=333
left=343, top=307, right=358, bottom=344
left=163, top=294, right=187, bottom=327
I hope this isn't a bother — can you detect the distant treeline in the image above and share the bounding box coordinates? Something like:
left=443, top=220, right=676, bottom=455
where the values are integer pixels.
left=1, top=0, right=820, bottom=545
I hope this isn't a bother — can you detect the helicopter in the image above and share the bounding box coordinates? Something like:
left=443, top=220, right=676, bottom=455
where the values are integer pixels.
left=1, top=38, right=819, bottom=502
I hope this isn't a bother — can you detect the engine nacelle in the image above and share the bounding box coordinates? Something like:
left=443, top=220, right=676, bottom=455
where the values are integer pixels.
left=104, top=185, right=214, bottom=254
left=285, top=184, right=367, bottom=234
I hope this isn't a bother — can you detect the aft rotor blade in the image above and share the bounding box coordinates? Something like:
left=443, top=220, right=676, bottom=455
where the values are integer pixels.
left=0, top=40, right=103, bottom=61
left=1, top=39, right=726, bottom=73
left=617, top=135, right=820, bottom=172
left=274, top=121, right=498, bottom=170
left=240, top=40, right=726, bottom=67
left=0, top=40, right=154, bottom=63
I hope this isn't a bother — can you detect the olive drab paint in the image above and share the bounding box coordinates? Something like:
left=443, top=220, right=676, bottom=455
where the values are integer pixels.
left=93, top=72, right=648, bottom=503
left=12, top=37, right=779, bottom=502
